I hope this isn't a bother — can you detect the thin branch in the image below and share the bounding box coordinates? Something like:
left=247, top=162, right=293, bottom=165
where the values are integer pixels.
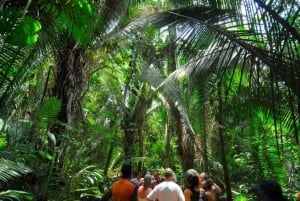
left=21, top=0, right=32, bottom=19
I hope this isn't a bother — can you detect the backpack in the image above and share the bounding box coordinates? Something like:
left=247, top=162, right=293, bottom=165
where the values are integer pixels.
left=189, top=188, right=208, bottom=201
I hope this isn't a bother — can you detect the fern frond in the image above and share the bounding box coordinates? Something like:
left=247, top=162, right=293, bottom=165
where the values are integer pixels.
left=70, top=165, right=104, bottom=196
left=35, top=97, right=61, bottom=129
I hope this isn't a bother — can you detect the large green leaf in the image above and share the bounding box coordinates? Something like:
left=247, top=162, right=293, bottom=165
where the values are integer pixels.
left=6, top=16, right=41, bottom=47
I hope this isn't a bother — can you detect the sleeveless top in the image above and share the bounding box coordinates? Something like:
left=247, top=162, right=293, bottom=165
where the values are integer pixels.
left=186, top=187, right=207, bottom=201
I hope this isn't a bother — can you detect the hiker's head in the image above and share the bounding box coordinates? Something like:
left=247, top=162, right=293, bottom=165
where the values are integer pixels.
left=144, top=174, right=155, bottom=188
left=184, top=169, right=199, bottom=188
left=251, top=180, right=288, bottom=201
left=199, top=172, right=208, bottom=182
left=163, top=168, right=176, bottom=181
left=121, top=162, right=132, bottom=178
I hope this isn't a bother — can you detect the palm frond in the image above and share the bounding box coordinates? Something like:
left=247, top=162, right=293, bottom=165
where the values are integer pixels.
left=0, top=158, right=32, bottom=183
left=122, top=3, right=299, bottom=96
left=0, top=190, right=32, bottom=201
left=70, top=165, right=103, bottom=196
left=140, top=65, right=193, bottom=133
left=252, top=0, right=300, bottom=42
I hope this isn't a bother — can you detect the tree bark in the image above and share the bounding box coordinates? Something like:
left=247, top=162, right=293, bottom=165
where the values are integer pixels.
left=217, top=81, right=232, bottom=201
left=52, top=38, right=87, bottom=126
left=51, top=37, right=88, bottom=169
left=170, top=104, right=195, bottom=172
left=166, top=26, right=195, bottom=172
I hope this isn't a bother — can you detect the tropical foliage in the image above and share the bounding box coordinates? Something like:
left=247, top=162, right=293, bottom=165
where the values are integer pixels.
left=0, top=0, right=299, bottom=200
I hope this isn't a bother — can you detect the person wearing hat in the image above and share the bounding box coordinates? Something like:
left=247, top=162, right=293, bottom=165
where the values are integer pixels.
left=147, top=168, right=185, bottom=201
left=100, top=162, right=138, bottom=201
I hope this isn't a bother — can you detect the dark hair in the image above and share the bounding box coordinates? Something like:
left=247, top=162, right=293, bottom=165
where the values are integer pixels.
left=184, top=169, right=199, bottom=189
left=251, top=180, right=289, bottom=201
left=144, top=174, right=154, bottom=189
left=132, top=170, right=139, bottom=177
left=121, top=163, right=132, bottom=178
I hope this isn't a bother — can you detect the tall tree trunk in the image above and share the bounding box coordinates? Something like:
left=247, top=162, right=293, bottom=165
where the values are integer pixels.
left=217, top=82, right=232, bottom=201
left=51, top=37, right=87, bottom=169
left=53, top=39, right=86, bottom=126
left=166, top=26, right=195, bottom=172
left=182, top=126, right=196, bottom=171
left=200, top=86, right=209, bottom=172
left=165, top=109, right=172, bottom=167
left=124, top=128, right=135, bottom=159
left=138, top=127, right=144, bottom=172
left=123, top=84, right=150, bottom=159
left=104, top=144, right=114, bottom=176
left=169, top=104, right=195, bottom=172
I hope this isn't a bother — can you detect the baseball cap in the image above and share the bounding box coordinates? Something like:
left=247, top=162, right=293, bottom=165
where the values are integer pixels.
left=163, top=168, right=173, bottom=177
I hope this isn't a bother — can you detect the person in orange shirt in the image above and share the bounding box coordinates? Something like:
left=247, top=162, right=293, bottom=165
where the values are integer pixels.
left=101, top=162, right=138, bottom=201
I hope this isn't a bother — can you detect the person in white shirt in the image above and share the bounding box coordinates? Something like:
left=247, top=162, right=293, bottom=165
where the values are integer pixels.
left=147, top=168, right=185, bottom=201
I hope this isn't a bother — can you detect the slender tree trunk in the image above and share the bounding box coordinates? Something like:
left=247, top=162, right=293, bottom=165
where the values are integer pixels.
left=123, top=85, right=149, bottom=159
left=124, top=128, right=135, bottom=159
left=171, top=106, right=183, bottom=166
left=138, top=127, right=144, bottom=171
left=104, top=144, right=114, bottom=176
left=182, top=126, right=196, bottom=171
left=217, top=82, right=232, bottom=201
left=165, top=110, right=171, bottom=167
left=200, top=87, right=209, bottom=172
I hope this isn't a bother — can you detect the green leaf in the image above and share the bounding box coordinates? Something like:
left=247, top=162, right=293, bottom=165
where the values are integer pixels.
left=0, top=132, right=8, bottom=149
left=7, top=16, right=41, bottom=47
left=47, top=131, right=57, bottom=146
left=38, top=151, right=54, bottom=160
left=35, top=97, right=61, bottom=129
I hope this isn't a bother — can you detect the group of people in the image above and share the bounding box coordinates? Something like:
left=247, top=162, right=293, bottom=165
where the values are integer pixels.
left=100, top=162, right=297, bottom=201
left=100, top=163, right=222, bottom=201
